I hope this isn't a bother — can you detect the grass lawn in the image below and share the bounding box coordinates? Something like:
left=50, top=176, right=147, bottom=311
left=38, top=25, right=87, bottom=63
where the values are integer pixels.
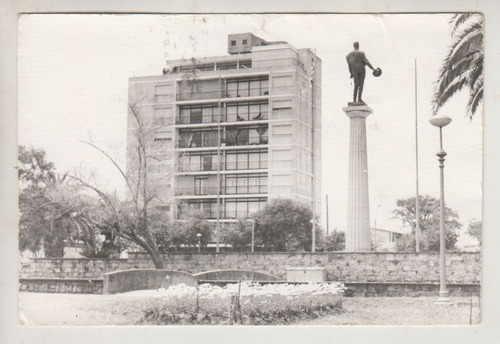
left=18, top=292, right=480, bottom=326
left=300, top=297, right=481, bottom=325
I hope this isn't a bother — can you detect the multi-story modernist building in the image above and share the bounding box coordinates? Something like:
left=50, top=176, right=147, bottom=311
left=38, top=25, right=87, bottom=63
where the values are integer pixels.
left=127, top=33, right=321, bottom=229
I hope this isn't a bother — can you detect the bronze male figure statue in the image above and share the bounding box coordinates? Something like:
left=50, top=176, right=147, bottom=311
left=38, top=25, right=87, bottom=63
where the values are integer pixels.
left=346, top=42, right=375, bottom=103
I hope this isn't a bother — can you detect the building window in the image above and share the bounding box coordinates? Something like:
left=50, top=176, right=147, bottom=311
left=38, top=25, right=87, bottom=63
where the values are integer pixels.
left=179, top=129, right=218, bottom=148
left=242, top=39, right=248, bottom=45
left=223, top=198, right=267, bottom=219
left=179, top=152, right=219, bottom=172
left=183, top=197, right=267, bottom=219
left=194, top=176, right=209, bottom=195
left=226, top=101, right=268, bottom=122
left=239, top=60, right=252, bottom=69
left=217, top=62, right=238, bottom=71
left=225, top=126, right=268, bottom=146
left=183, top=200, right=217, bottom=219
left=226, top=76, right=269, bottom=98
left=179, top=104, right=223, bottom=124
left=231, top=40, right=236, bottom=46
left=225, top=173, right=268, bottom=195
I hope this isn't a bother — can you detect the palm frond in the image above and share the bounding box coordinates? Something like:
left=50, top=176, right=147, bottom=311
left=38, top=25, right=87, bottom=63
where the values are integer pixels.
left=467, top=79, right=483, bottom=119
left=450, top=13, right=482, bottom=35
left=468, top=53, right=484, bottom=90
left=432, top=74, right=469, bottom=114
left=448, top=23, right=483, bottom=64
left=432, top=14, right=484, bottom=118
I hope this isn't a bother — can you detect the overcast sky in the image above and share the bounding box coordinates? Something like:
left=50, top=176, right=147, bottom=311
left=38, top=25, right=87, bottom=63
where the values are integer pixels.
left=18, top=14, right=483, bottom=246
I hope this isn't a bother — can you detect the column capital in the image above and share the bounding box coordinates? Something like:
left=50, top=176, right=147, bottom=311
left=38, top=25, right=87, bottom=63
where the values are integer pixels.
left=343, top=104, right=373, bottom=119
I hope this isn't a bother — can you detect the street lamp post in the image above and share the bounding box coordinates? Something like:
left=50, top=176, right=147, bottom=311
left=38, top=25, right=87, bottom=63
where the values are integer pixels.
left=429, top=115, right=453, bottom=304
left=310, top=219, right=316, bottom=252
left=247, top=219, right=256, bottom=253
left=196, top=233, right=202, bottom=253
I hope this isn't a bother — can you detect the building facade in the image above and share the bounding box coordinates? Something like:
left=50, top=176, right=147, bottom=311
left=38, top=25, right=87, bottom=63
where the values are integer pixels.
left=127, top=33, right=321, bottom=227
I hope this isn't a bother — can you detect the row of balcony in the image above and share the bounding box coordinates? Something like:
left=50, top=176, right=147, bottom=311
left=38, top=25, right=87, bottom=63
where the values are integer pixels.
left=177, top=87, right=269, bottom=102
left=177, top=161, right=268, bottom=173
left=175, top=185, right=268, bottom=196
left=178, top=133, right=268, bottom=149
left=177, top=110, right=268, bottom=125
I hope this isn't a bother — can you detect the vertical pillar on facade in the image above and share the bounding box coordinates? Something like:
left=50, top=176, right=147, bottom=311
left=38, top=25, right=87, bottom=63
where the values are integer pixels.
left=343, top=104, right=372, bottom=251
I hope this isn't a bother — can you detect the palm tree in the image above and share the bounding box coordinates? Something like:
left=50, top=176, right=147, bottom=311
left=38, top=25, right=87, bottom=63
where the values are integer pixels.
left=432, top=13, right=483, bottom=120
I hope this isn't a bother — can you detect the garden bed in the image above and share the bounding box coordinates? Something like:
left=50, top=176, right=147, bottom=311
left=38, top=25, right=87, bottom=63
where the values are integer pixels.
left=139, top=282, right=345, bottom=325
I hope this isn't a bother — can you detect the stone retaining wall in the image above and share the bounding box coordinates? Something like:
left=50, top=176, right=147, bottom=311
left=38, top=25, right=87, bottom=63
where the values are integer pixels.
left=103, top=270, right=197, bottom=295
left=344, top=282, right=480, bottom=297
left=19, top=278, right=103, bottom=294
left=19, top=252, right=481, bottom=284
left=19, top=258, right=154, bottom=280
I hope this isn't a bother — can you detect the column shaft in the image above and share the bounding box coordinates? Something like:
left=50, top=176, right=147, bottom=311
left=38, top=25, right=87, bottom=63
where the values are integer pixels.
left=343, top=105, right=372, bottom=251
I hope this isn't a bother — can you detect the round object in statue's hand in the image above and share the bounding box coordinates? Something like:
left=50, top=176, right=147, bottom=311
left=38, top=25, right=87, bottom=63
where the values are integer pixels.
left=373, top=68, right=382, bottom=77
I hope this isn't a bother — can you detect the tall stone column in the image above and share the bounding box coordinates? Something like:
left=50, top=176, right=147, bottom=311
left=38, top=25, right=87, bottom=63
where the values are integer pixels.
left=343, top=104, right=372, bottom=251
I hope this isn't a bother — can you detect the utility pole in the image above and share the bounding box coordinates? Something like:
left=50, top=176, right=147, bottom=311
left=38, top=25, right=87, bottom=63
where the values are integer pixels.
left=415, top=59, right=421, bottom=253
left=326, top=194, right=329, bottom=235
left=216, top=75, right=222, bottom=253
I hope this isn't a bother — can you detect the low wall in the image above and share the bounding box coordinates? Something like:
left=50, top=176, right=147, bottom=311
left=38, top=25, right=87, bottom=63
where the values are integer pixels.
left=19, top=258, right=154, bottom=280
left=128, top=252, right=481, bottom=284
left=193, top=269, right=278, bottom=282
left=103, top=269, right=197, bottom=295
left=19, top=252, right=481, bottom=295
left=344, top=282, right=480, bottom=297
left=19, top=278, right=103, bottom=294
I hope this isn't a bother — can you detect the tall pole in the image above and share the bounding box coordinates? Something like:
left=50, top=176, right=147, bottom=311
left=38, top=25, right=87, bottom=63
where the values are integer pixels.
left=429, top=115, right=452, bottom=304
left=326, top=194, right=329, bottom=235
left=251, top=219, right=255, bottom=253
left=310, top=58, right=316, bottom=253
left=415, top=59, right=421, bottom=253
left=197, top=233, right=202, bottom=253
left=437, top=127, right=449, bottom=302
left=215, top=75, right=222, bottom=253
left=374, top=204, right=381, bottom=249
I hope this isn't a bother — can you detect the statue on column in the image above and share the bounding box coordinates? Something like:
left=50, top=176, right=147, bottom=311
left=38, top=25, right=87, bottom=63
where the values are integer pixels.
left=346, top=42, right=381, bottom=104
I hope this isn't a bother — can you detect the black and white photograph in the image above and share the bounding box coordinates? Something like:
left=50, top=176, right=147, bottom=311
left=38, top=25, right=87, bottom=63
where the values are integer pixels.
left=11, top=11, right=488, bottom=329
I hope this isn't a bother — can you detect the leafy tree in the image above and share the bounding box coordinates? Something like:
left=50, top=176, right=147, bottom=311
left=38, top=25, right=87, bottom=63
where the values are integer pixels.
left=220, top=220, right=253, bottom=252
left=18, top=147, right=77, bottom=257
left=18, top=145, right=55, bottom=187
left=392, top=195, right=461, bottom=252
left=19, top=184, right=64, bottom=256
left=155, top=208, right=212, bottom=252
left=18, top=154, right=122, bottom=258
left=467, top=219, right=482, bottom=245
left=253, top=198, right=318, bottom=252
left=317, top=229, right=345, bottom=252
left=433, top=13, right=483, bottom=119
